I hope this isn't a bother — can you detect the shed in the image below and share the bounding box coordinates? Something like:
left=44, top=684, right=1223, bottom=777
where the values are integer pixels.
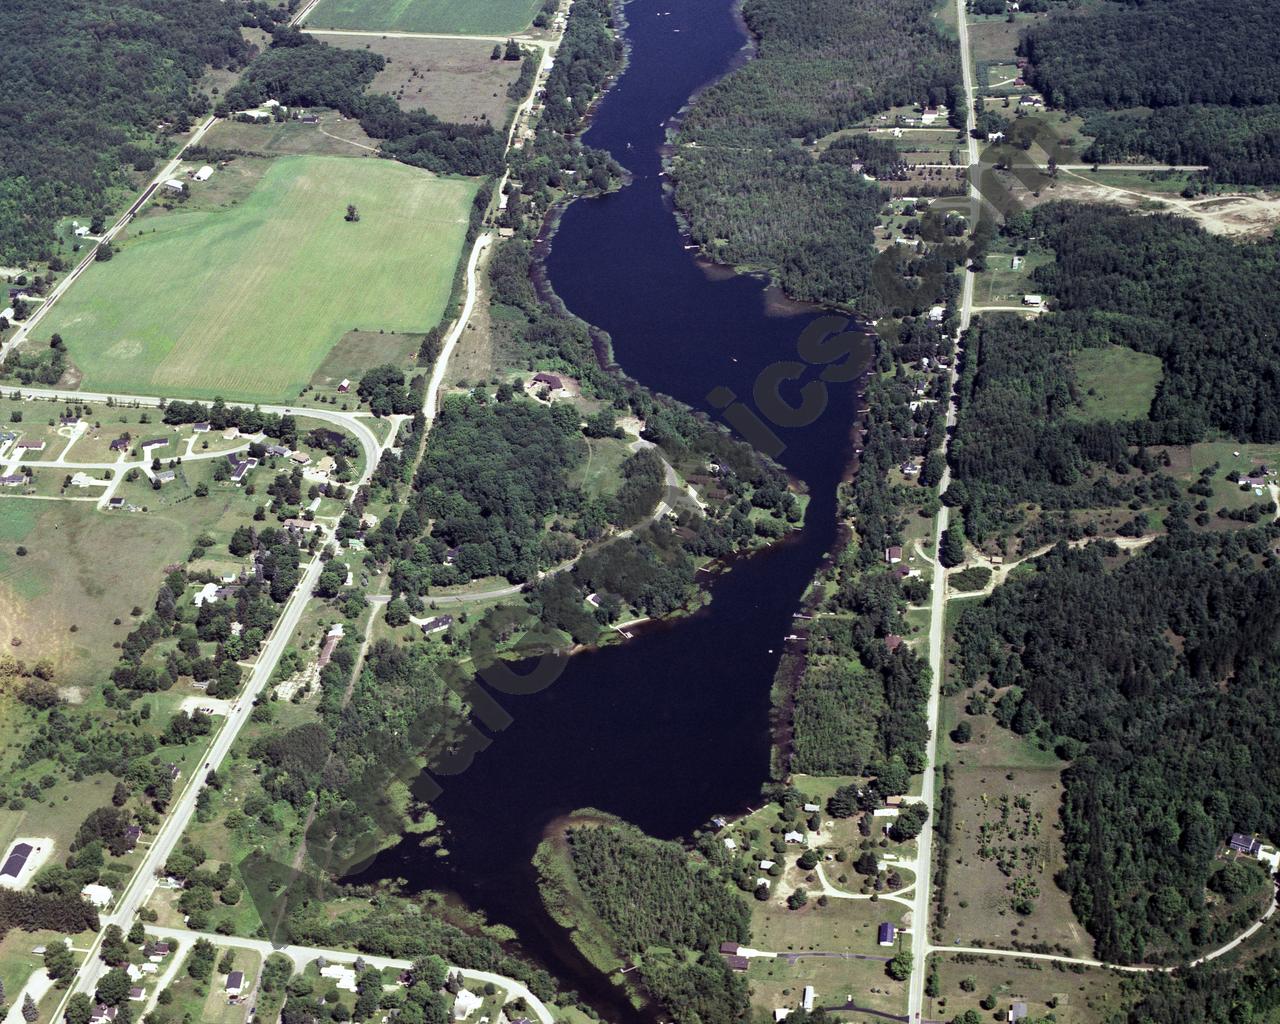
left=193, top=166, right=214, bottom=182
left=878, top=922, right=896, bottom=946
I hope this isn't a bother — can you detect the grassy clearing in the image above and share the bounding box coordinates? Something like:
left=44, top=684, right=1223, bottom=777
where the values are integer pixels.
left=324, top=35, right=523, bottom=127
left=307, top=0, right=544, bottom=35
left=931, top=953, right=1128, bottom=1024
left=1068, top=345, right=1163, bottom=422
left=308, top=330, right=423, bottom=404
left=201, top=115, right=380, bottom=158
left=43, top=155, right=478, bottom=404
left=938, top=695, right=1089, bottom=956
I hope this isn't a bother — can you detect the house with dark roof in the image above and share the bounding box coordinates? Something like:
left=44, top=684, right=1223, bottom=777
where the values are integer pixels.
left=0, top=474, right=24, bottom=487
left=225, top=971, right=244, bottom=996
left=724, top=955, right=750, bottom=972
left=420, top=615, right=454, bottom=636
left=1230, top=833, right=1262, bottom=856
left=192, top=422, right=211, bottom=433
left=532, top=372, right=563, bottom=390
left=885, top=634, right=903, bottom=653
left=878, top=922, right=895, bottom=946
left=141, top=437, right=169, bottom=450
left=719, top=942, right=740, bottom=955
left=110, top=436, right=131, bottom=451
left=885, top=545, right=903, bottom=564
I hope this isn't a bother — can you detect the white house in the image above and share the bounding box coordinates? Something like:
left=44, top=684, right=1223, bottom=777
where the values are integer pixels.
left=194, top=582, right=221, bottom=607
left=784, top=831, right=807, bottom=845
left=1022, top=294, right=1043, bottom=307
left=193, top=166, right=214, bottom=182
left=452, top=988, right=483, bottom=1020
left=802, top=986, right=815, bottom=1011
left=162, top=179, right=185, bottom=194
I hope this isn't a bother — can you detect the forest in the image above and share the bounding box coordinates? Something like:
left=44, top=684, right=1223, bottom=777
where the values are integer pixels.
left=559, top=822, right=749, bottom=1024
left=1019, top=0, right=1280, bottom=183
left=952, top=523, right=1280, bottom=963
left=1022, top=0, right=1280, bottom=111
left=670, top=0, right=958, bottom=308
left=0, top=0, right=252, bottom=263
left=948, top=202, right=1280, bottom=540
left=1082, top=105, right=1280, bottom=185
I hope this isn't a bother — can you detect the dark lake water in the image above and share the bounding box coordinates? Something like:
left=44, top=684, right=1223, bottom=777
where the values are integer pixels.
left=351, top=0, right=874, bottom=1017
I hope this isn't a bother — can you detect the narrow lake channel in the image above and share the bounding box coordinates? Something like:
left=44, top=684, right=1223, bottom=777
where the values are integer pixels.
left=351, top=0, right=875, bottom=1017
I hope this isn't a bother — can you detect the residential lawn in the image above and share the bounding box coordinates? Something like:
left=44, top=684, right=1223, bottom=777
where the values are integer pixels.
left=307, top=0, right=544, bottom=35
left=324, top=35, right=524, bottom=127
left=931, top=953, right=1128, bottom=1024
left=748, top=953, right=905, bottom=1019
left=1068, top=345, right=1163, bottom=422
left=42, top=156, right=478, bottom=404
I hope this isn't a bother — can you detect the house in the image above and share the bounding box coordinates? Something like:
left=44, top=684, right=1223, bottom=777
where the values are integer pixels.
left=1022, top=294, right=1043, bottom=307
left=16, top=439, right=44, bottom=451
left=90, top=1005, right=118, bottom=1024
left=142, top=436, right=169, bottom=450
left=192, top=422, right=211, bottom=433
left=155, top=470, right=176, bottom=484
left=885, top=634, right=903, bottom=653
left=0, top=842, right=32, bottom=880
left=125, top=826, right=142, bottom=849
left=921, top=106, right=940, bottom=124
left=289, top=451, right=311, bottom=466
left=724, top=955, right=750, bottom=972
left=318, top=624, right=344, bottom=669
left=719, top=942, right=740, bottom=955
left=110, top=436, right=131, bottom=451
left=337, top=378, right=351, bottom=393
left=162, top=179, right=185, bottom=194
left=878, top=922, right=896, bottom=946
left=166, top=762, right=180, bottom=781
left=802, top=986, right=815, bottom=1012
left=225, top=971, right=244, bottom=997
left=928, top=305, right=945, bottom=322
left=108, top=497, right=124, bottom=509
left=885, top=545, right=903, bottom=564
left=145, top=942, right=171, bottom=961
left=300, top=115, right=320, bottom=125
left=532, top=372, right=563, bottom=390
left=773, top=1011, right=792, bottom=1023
left=0, top=308, right=13, bottom=324
left=128, top=988, right=146, bottom=1002
left=1231, top=833, right=1262, bottom=856
left=1008, top=1003, right=1029, bottom=1023
left=723, top=837, right=737, bottom=850
left=81, top=884, right=112, bottom=907
left=0, top=474, right=24, bottom=487
left=784, top=830, right=807, bottom=844
left=265, top=444, right=290, bottom=458
left=419, top=615, right=454, bottom=636
left=452, top=988, right=483, bottom=1020
left=228, top=455, right=258, bottom=484
left=60, top=415, right=78, bottom=426
left=759, top=859, right=776, bottom=870
left=194, top=582, right=221, bottom=607
left=75, top=225, right=91, bottom=238
left=803, top=803, right=820, bottom=813
left=193, top=166, right=214, bottom=182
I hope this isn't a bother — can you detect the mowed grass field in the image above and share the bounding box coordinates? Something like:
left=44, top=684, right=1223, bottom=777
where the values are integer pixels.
left=43, top=155, right=478, bottom=403
left=307, top=0, right=544, bottom=35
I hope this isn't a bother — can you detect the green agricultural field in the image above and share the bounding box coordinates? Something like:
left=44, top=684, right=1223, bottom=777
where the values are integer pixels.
left=307, top=0, right=544, bottom=35
left=42, top=155, right=478, bottom=404
left=1069, top=344, right=1163, bottom=422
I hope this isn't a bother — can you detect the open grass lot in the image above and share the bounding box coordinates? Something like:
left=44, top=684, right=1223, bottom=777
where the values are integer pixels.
left=308, top=329, right=423, bottom=403
left=937, top=695, right=1091, bottom=956
left=43, top=155, right=478, bottom=404
left=1068, top=345, right=1163, bottom=422
left=202, top=115, right=380, bottom=159
left=0, top=502, right=203, bottom=684
left=931, top=953, right=1129, bottom=1024
left=324, top=35, right=523, bottom=126
left=307, top=0, right=543, bottom=35
left=748, top=953, right=905, bottom=1020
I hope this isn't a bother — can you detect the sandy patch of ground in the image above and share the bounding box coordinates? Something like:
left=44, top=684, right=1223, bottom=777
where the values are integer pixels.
left=1027, top=171, right=1280, bottom=237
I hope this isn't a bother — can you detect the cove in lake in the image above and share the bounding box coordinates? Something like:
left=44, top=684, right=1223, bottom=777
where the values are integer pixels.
left=350, top=0, right=875, bottom=1017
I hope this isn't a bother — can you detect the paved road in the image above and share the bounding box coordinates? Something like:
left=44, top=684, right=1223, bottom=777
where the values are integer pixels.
left=60, top=552, right=326, bottom=1011
left=8, top=386, right=382, bottom=487
left=906, top=2, right=978, bottom=1020
left=2, top=116, right=219, bottom=358
left=143, top=926, right=556, bottom=1024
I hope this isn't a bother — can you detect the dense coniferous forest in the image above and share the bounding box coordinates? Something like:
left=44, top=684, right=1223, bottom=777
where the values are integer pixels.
left=670, top=0, right=958, bottom=308
left=953, top=524, right=1280, bottom=963
left=562, top=823, right=750, bottom=1024
left=0, top=0, right=252, bottom=262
